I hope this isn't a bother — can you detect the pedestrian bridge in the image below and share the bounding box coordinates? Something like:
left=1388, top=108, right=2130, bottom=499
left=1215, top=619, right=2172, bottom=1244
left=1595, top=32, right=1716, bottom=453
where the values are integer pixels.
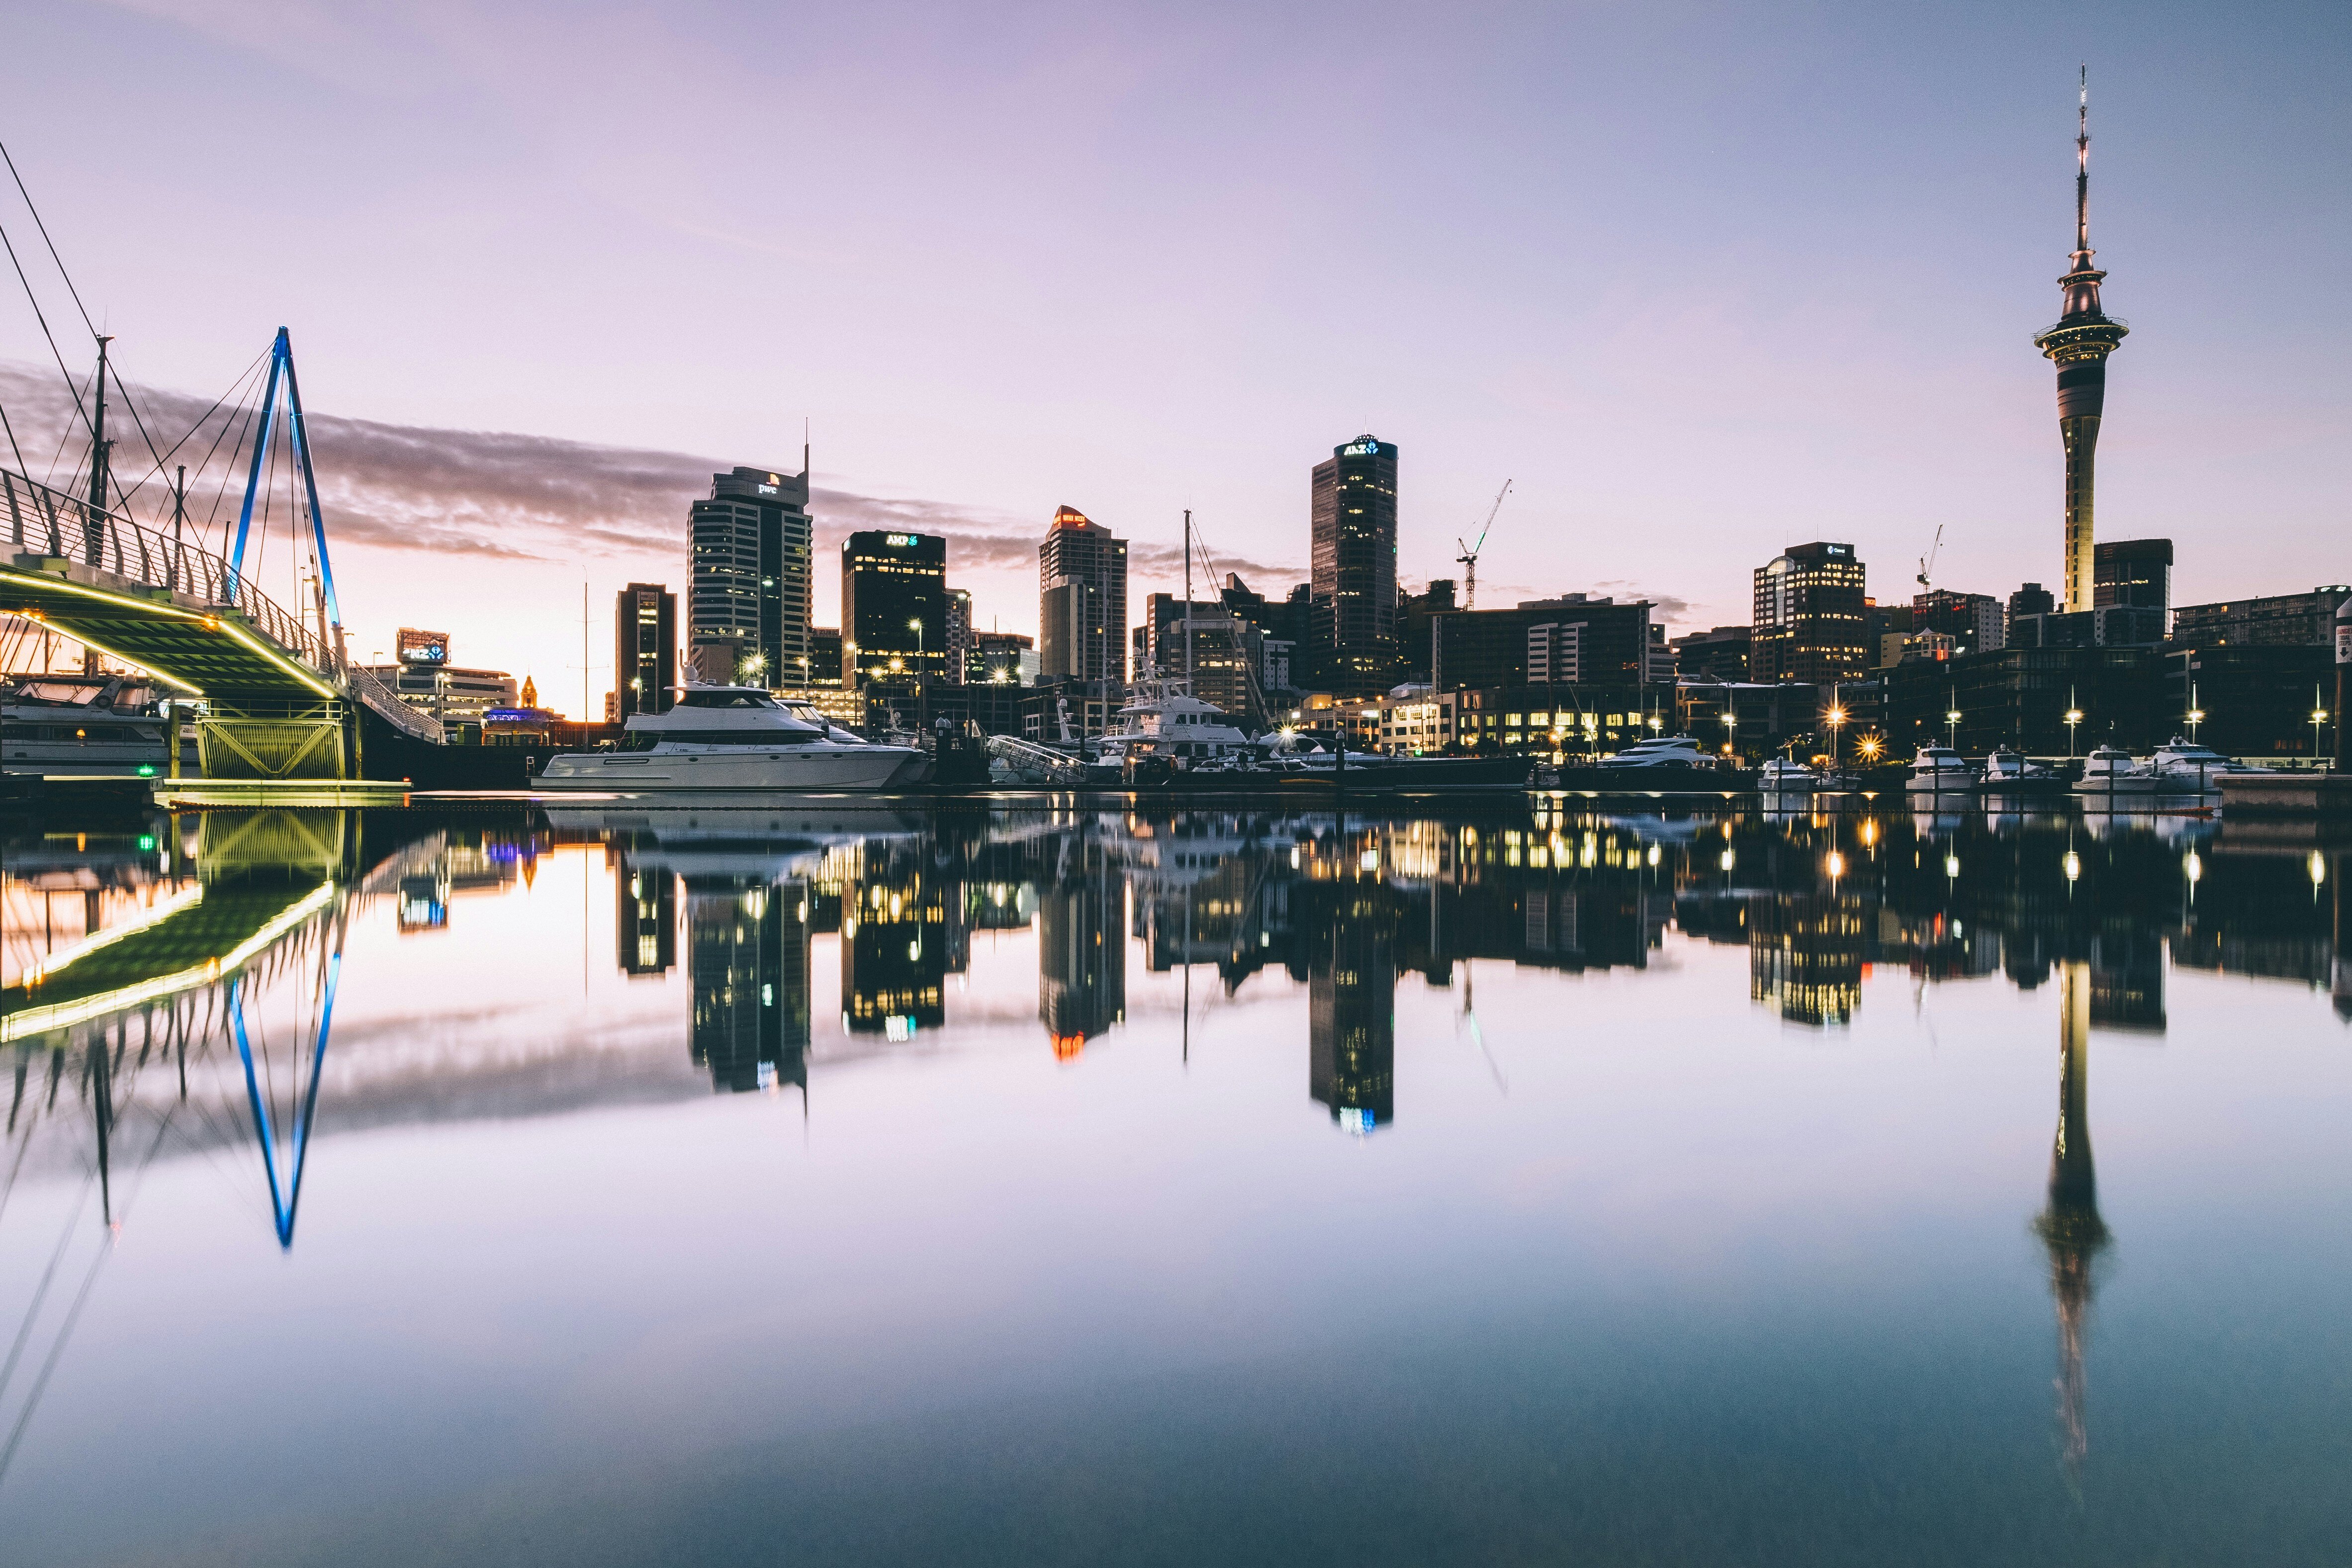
left=1, top=464, right=441, bottom=777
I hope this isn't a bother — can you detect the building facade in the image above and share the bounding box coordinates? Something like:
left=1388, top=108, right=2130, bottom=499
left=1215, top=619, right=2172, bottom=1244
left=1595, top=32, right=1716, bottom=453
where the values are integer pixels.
left=1672, top=625, right=1752, bottom=682
left=614, top=582, right=675, bottom=719
left=2171, top=586, right=2352, bottom=649
left=841, top=531, right=947, bottom=684
left=943, top=588, right=974, bottom=685
left=1752, top=542, right=1868, bottom=684
left=1037, top=506, right=1127, bottom=685
left=1435, top=595, right=1656, bottom=692
left=1310, top=435, right=1399, bottom=696
left=688, top=463, right=811, bottom=687
left=2093, top=538, right=2172, bottom=614
left=1911, top=590, right=2006, bottom=656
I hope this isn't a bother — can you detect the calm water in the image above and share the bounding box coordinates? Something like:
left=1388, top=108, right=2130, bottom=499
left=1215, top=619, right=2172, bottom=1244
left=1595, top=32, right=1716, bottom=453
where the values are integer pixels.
left=1, top=800, right=2348, bottom=1566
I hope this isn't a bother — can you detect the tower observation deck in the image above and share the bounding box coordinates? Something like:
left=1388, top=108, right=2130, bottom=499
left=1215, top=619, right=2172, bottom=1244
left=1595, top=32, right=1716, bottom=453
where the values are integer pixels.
left=2033, top=70, right=2130, bottom=614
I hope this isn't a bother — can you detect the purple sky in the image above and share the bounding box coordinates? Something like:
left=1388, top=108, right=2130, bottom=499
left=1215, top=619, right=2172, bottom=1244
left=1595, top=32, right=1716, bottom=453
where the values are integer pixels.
left=4, top=0, right=2347, bottom=696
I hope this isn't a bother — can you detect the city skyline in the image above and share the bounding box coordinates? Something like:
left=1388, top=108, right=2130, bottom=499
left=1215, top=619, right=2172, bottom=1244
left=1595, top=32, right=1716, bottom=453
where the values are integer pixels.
left=2, top=3, right=2347, bottom=691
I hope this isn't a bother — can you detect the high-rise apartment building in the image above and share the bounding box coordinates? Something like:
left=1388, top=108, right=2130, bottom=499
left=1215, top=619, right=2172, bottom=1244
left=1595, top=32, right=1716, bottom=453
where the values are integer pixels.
left=687, top=462, right=811, bottom=686
left=1752, top=542, right=1868, bottom=683
left=1911, top=589, right=2006, bottom=655
left=1038, top=506, right=1127, bottom=685
left=943, top=588, right=974, bottom=685
left=841, top=532, right=947, bottom=684
left=1310, top=435, right=1399, bottom=697
left=614, top=582, right=676, bottom=719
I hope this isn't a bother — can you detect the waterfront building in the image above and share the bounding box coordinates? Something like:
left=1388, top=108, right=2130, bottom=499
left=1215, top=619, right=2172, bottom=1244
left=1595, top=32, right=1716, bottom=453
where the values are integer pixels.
left=1136, top=593, right=1269, bottom=722
left=2008, top=605, right=2165, bottom=650
left=358, top=654, right=517, bottom=729
left=1310, top=435, right=1399, bottom=697
left=971, top=630, right=1037, bottom=685
left=2007, top=582, right=2058, bottom=644
left=1398, top=579, right=1457, bottom=683
left=1038, top=844, right=1125, bottom=1058
left=841, top=531, right=947, bottom=685
left=614, top=582, right=675, bottom=719
left=1672, top=625, right=1752, bottom=682
left=2171, top=586, right=2352, bottom=649
left=1912, top=590, right=2006, bottom=656
left=688, top=873, right=810, bottom=1093
left=688, top=462, right=812, bottom=687
left=1037, top=506, right=1127, bottom=685
left=1435, top=595, right=1657, bottom=691
left=1751, top=542, right=1868, bottom=684
left=806, top=627, right=842, bottom=686
left=618, top=864, right=675, bottom=977
left=1310, top=894, right=1395, bottom=1130
left=2032, top=78, right=2131, bottom=612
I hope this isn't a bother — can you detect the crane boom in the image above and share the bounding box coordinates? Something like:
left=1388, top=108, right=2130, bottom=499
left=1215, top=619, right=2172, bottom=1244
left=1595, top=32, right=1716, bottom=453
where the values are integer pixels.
left=1454, top=478, right=1512, bottom=611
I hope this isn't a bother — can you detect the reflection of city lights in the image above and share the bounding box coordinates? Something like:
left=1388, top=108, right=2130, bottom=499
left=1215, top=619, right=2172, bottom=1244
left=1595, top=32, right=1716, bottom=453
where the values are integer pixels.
left=1359, top=849, right=1379, bottom=871
left=1339, top=1107, right=1376, bottom=1135
left=1859, top=820, right=1877, bottom=846
left=2311, top=851, right=2328, bottom=887
left=1719, top=848, right=1735, bottom=871
left=2184, top=852, right=2202, bottom=883
left=1825, top=851, right=1846, bottom=878
left=1944, top=854, right=1960, bottom=878
left=2064, top=851, right=2081, bottom=882
left=1646, top=844, right=1660, bottom=866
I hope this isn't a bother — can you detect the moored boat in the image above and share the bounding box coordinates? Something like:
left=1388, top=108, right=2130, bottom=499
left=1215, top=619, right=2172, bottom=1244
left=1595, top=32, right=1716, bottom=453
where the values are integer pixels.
left=537, top=684, right=928, bottom=793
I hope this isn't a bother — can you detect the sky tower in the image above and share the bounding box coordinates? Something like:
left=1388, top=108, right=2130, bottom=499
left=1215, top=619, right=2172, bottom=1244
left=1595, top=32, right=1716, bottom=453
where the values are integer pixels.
left=2033, top=70, right=2130, bottom=613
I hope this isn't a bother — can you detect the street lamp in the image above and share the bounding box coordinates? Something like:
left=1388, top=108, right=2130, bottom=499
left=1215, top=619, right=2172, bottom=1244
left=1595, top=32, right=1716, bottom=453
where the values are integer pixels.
left=1945, top=707, right=1962, bottom=750
left=1823, top=700, right=1847, bottom=766
left=1856, top=734, right=1882, bottom=763
left=2312, top=703, right=2330, bottom=763
left=2064, top=685, right=2082, bottom=759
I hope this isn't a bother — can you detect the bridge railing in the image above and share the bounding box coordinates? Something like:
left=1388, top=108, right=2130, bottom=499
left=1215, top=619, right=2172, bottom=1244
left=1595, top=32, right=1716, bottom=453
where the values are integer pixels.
left=2, top=467, right=442, bottom=744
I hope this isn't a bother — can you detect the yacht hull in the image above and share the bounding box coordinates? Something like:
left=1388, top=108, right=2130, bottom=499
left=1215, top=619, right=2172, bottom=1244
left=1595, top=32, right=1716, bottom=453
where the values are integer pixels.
left=535, top=746, right=929, bottom=793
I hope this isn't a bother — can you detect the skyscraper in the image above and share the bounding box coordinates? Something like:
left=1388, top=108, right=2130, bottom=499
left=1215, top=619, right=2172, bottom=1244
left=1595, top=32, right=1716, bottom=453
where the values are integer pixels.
left=688, top=461, right=812, bottom=686
left=1751, top=542, right=1868, bottom=683
left=1310, top=435, right=1398, bottom=697
left=2092, top=539, right=2171, bottom=614
left=614, top=582, right=675, bottom=719
left=2033, top=74, right=2131, bottom=613
left=1038, top=506, right=1127, bottom=685
left=841, top=531, right=947, bottom=684
left=944, top=587, right=974, bottom=685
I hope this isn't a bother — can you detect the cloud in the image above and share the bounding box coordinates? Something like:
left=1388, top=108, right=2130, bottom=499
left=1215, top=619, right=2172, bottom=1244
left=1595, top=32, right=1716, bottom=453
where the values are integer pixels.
left=0, top=358, right=1062, bottom=579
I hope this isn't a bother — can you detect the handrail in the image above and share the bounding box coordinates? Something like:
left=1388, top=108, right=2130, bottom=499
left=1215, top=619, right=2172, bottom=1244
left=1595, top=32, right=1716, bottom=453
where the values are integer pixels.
left=985, top=733, right=1094, bottom=784
left=1, top=466, right=442, bottom=743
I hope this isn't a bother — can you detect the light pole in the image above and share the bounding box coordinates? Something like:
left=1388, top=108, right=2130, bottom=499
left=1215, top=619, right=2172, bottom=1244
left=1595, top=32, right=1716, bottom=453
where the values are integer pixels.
left=1824, top=693, right=1846, bottom=768
left=2312, top=690, right=2330, bottom=765
left=2064, top=685, right=2082, bottom=759
left=1945, top=705, right=1961, bottom=751
left=2186, top=680, right=2203, bottom=743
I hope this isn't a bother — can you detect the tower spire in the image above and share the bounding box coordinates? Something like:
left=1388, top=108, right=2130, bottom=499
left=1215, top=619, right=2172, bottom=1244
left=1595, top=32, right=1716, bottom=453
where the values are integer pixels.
left=2075, top=65, right=2090, bottom=260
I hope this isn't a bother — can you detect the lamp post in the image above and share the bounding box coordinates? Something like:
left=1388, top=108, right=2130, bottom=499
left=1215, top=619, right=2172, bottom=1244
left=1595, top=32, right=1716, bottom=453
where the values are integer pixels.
left=1945, top=706, right=1961, bottom=751
left=2186, top=679, right=2204, bottom=743
left=909, top=617, right=925, bottom=678
left=2064, top=685, right=2082, bottom=759
left=1824, top=690, right=1847, bottom=768
left=2312, top=690, right=2329, bottom=765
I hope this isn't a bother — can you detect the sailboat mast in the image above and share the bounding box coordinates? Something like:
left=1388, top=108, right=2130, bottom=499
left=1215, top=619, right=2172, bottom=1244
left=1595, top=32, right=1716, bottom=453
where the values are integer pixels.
left=1183, top=509, right=1193, bottom=685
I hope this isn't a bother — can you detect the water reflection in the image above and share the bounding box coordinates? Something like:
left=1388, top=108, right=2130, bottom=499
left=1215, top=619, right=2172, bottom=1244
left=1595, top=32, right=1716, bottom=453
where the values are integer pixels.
left=2, top=800, right=2348, bottom=1524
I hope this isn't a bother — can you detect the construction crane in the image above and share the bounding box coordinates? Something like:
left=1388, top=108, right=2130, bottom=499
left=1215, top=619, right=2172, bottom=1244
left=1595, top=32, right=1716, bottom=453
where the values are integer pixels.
left=1456, top=479, right=1512, bottom=611
left=1916, top=522, right=1945, bottom=588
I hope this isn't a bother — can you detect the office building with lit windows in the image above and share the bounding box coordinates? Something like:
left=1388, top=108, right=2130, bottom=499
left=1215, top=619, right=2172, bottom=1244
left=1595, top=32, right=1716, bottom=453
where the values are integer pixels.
left=1038, top=506, right=1127, bottom=685
left=688, top=463, right=811, bottom=687
left=614, top=582, right=675, bottom=719
left=1310, top=435, right=1399, bottom=697
left=1752, top=542, right=1868, bottom=684
left=841, top=531, right=947, bottom=684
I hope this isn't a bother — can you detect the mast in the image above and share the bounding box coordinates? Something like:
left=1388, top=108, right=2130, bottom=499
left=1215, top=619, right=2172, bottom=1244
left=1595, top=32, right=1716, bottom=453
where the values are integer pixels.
left=84, top=335, right=112, bottom=563
left=1183, top=509, right=1194, bottom=686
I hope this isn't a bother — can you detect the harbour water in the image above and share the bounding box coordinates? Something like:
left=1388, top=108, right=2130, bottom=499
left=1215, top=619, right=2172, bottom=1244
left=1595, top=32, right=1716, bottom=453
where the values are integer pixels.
left=1, top=802, right=2348, bottom=1566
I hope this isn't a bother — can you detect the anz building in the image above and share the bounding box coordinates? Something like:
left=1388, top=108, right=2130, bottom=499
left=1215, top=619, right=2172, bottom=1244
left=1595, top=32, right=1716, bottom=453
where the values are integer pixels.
left=688, top=464, right=812, bottom=688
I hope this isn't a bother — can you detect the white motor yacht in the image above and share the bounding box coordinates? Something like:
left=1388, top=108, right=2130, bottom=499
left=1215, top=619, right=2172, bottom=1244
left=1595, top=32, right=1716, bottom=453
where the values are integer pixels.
left=1756, top=756, right=1820, bottom=794
left=2072, top=744, right=2162, bottom=798
left=2150, top=736, right=2271, bottom=792
left=1595, top=735, right=1717, bottom=770
left=1906, top=745, right=1978, bottom=795
left=1979, top=747, right=2061, bottom=797
left=1, top=675, right=176, bottom=776
left=1100, top=678, right=1255, bottom=771
left=537, top=685, right=928, bottom=793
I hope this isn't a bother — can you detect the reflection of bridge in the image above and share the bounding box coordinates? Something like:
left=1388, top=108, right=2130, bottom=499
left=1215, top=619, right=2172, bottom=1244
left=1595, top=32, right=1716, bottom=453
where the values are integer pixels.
left=2, top=331, right=442, bottom=779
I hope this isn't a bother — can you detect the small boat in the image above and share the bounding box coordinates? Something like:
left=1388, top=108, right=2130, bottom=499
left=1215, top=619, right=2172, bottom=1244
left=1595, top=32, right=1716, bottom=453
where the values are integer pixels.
left=2071, top=744, right=2162, bottom=798
left=1906, top=745, right=1978, bottom=795
left=1756, top=756, right=1820, bottom=795
left=2149, top=736, right=2273, bottom=793
left=1979, top=747, right=2063, bottom=798
left=1, top=674, right=176, bottom=776
left=537, top=684, right=928, bottom=793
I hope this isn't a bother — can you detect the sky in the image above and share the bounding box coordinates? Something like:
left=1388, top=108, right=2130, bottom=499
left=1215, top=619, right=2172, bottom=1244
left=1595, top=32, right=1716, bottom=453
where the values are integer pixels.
left=2, top=0, right=2348, bottom=697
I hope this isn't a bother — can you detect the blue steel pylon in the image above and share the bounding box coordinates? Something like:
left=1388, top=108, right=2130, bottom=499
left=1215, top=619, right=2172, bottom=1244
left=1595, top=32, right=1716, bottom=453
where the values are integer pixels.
left=226, top=326, right=344, bottom=633
left=228, top=947, right=343, bottom=1250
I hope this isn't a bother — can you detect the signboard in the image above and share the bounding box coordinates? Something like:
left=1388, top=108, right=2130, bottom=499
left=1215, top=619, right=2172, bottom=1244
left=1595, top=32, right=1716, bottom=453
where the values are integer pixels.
left=398, top=628, right=450, bottom=666
left=885, top=533, right=919, bottom=548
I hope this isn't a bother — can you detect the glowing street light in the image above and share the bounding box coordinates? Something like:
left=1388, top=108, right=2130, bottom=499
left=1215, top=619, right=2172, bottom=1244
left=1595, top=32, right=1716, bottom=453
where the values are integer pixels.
left=2064, top=685, right=2083, bottom=758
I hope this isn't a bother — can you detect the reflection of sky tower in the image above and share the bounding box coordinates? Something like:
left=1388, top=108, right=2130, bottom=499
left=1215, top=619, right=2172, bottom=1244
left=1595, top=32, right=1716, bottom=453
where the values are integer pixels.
left=2033, top=71, right=2131, bottom=613
left=2032, top=960, right=2111, bottom=1478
